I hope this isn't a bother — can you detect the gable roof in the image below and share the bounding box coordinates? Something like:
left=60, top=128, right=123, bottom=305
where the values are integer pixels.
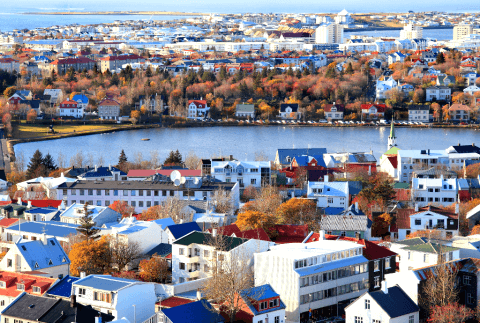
left=15, top=237, right=70, bottom=270
left=280, top=103, right=298, bottom=112
left=1, top=293, right=58, bottom=321
left=239, top=284, right=286, bottom=316
left=162, top=299, right=224, bottom=323
left=273, top=224, right=308, bottom=244
left=207, top=224, right=242, bottom=236
left=236, top=104, right=255, bottom=113
left=39, top=298, right=115, bottom=323
left=368, top=285, right=419, bottom=318
left=174, top=231, right=247, bottom=251
left=45, top=275, right=79, bottom=298
left=166, top=222, right=201, bottom=239
left=145, top=243, right=172, bottom=258
left=403, top=242, right=458, bottom=254
left=276, top=148, right=327, bottom=165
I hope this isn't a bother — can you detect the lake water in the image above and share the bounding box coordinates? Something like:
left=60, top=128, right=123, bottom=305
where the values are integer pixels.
left=13, top=126, right=480, bottom=168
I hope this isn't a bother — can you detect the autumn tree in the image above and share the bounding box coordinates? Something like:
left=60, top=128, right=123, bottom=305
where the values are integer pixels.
left=184, top=151, right=201, bottom=169
left=109, top=200, right=135, bottom=218
left=371, top=213, right=393, bottom=237
left=26, top=109, right=37, bottom=123
left=428, top=303, right=473, bottom=323
left=242, top=185, right=258, bottom=201
left=138, top=205, right=163, bottom=221
left=139, top=256, right=170, bottom=283
left=211, top=188, right=234, bottom=214
left=69, top=236, right=112, bottom=276
left=130, top=110, right=141, bottom=124
left=109, top=238, right=142, bottom=272
left=236, top=210, right=276, bottom=233
left=3, top=86, right=16, bottom=98
left=276, top=198, right=319, bottom=231
left=76, top=202, right=101, bottom=241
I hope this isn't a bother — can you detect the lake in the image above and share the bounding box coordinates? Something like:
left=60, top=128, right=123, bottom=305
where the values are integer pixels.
left=13, top=126, right=480, bottom=169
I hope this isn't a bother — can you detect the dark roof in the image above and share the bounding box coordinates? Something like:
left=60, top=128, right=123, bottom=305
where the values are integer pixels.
left=79, top=166, right=126, bottom=178
left=162, top=299, right=225, bottom=323
left=174, top=231, right=247, bottom=251
left=368, top=286, right=419, bottom=318
left=166, top=222, right=202, bottom=239
left=408, top=105, right=430, bottom=111
left=395, top=237, right=428, bottom=246
left=39, top=298, right=115, bottom=323
left=46, top=275, right=79, bottom=298
left=450, top=144, right=480, bottom=154
left=280, top=103, right=298, bottom=112
left=2, top=293, right=58, bottom=321
left=146, top=243, right=172, bottom=257
left=276, top=148, right=327, bottom=165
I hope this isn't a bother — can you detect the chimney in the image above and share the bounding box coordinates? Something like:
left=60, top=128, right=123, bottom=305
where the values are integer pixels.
left=95, top=165, right=98, bottom=172
left=80, top=271, right=86, bottom=279
left=95, top=315, right=103, bottom=323
left=70, top=295, right=76, bottom=308
left=381, top=280, right=388, bottom=294
left=355, top=202, right=359, bottom=213
left=324, top=176, right=329, bottom=183
left=196, top=289, right=202, bottom=300
left=415, top=203, right=419, bottom=212
left=319, top=230, right=325, bottom=241
left=109, top=164, right=112, bottom=171
left=42, top=233, right=47, bottom=245
left=455, top=203, right=460, bottom=215
left=212, top=228, right=217, bottom=237
left=17, top=198, right=22, bottom=205
left=61, top=172, right=64, bottom=178
left=27, top=201, right=32, bottom=208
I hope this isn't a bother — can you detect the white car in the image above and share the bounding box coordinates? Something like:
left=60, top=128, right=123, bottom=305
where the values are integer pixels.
left=318, top=119, right=328, bottom=123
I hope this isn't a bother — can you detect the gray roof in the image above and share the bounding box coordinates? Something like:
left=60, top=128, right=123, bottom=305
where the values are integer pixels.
left=2, top=293, right=58, bottom=321
left=178, top=200, right=209, bottom=213
left=73, top=275, right=137, bottom=292
left=320, top=213, right=370, bottom=232
left=408, top=105, right=430, bottom=111
left=236, top=104, right=255, bottom=113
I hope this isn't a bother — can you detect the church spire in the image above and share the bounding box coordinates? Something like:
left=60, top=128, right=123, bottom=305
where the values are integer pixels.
left=388, top=117, right=396, bottom=150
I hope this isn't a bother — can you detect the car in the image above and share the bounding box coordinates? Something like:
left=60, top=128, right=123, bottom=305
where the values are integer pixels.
left=318, top=119, right=328, bottom=123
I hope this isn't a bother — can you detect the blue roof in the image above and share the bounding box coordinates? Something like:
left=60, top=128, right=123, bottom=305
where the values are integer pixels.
left=276, top=148, right=327, bottom=165
left=25, top=207, right=58, bottom=215
left=118, top=225, right=147, bottom=235
left=348, top=181, right=363, bottom=195
left=324, top=207, right=345, bottom=215
left=293, top=155, right=326, bottom=168
left=46, top=275, right=80, bottom=298
left=166, top=222, right=201, bottom=239
left=295, top=255, right=368, bottom=277
left=72, top=94, right=89, bottom=104
left=74, top=275, right=136, bottom=292
left=146, top=243, right=172, bottom=257
left=15, top=237, right=70, bottom=270
left=240, top=284, right=286, bottom=316
left=80, top=166, right=126, bottom=178
left=162, top=300, right=225, bottom=323
left=369, top=286, right=419, bottom=318
left=7, top=221, right=80, bottom=238
left=152, top=217, right=175, bottom=229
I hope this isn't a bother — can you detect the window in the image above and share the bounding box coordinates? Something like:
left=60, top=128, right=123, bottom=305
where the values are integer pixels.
left=114, top=190, right=118, bottom=196
left=467, top=293, right=474, bottom=304
left=204, top=250, right=209, bottom=257
left=409, top=315, right=415, bottom=323
left=259, top=301, right=268, bottom=310
left=94, top=291, right=112, bottom=303
left=373, top=320, right=381, bottom=323
left=96, top=189, right=101, bottom=196
left=179, top=248, right=184, bottom=255
left=385, top=257, right=390, bottom=269
left=105, top=200, right=110, bottom=207
left=139, top=201, right=144, bottom=207
left=80, top=189, right=85, bottom=196
left=269, top=298, right=278, bottom=307
left=374, top=260, right=380, bottom=271
left=88, top=189, right=93, bottom=196
left=71, top=189, right=76, bottom=195
left=146, top=201, right=151, bottom=208
left=139, top=190, right=144, bottom=196
left=179, top=263, right=185, bottom=270
left=7, top=259, right=12, bottom=267
left=78, top=288, right=86, bottom=296
left=374, top=276, right=380, bottom=288
left=204, top=264, right=209, bottom=272
left=16, top=284, right=24, bottom=291
left=131, top=190, right=136, bottom=196
left=328, top=198, right=333, bottom=203
left=274, top=317, right=280, bottom=323
left=415, top=219, right=421, bottom=225
left=463, top=276, right=472, bottom=286
left=424, top=254, right=429, bottom=263
left=123, top=190, right=128, bottom=196
left=105, top=190, right=110, bottom=196
left=355, top=317, right=363, bottom=323
left=32, top=286, right=41, bottom=293
left=408, top=251, right=411, bottom=260
left=96, top=200, right=101, bottom=206
left=365, top=299, right=370, bottom=309
left=131, top=201, right=136, bottom=207
left=251, top=179, right=256, bottom=185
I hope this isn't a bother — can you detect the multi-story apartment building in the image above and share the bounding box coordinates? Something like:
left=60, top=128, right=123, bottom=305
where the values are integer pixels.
left=454, top=24, right=474, bottom=41
left=98, top=99, right=121, bottom=120
left=57, top=178, right=239, bottom=213
left=0, top=58, right=20, bottom=73
left=254, top=240, right=369, bottom=322
left=315, top=23, right=344, bottom=44
left=400, top=23, right=423, bottom=39
left=210, top=160, right=271, bottom=190
left=408, top=105, right=430, bottom=122
left=449, top=103, right=471, bottom=122
left=426, top=86, right=451, bottom=101
left=100, top=54, right=145, bottom=73
left=172, top=231, right=274, bottom=284
left=411, top=177, right=458, bottom=208
left=50, top=57, right=96, bottom=74
left=396, top=149, right=448, bottom=183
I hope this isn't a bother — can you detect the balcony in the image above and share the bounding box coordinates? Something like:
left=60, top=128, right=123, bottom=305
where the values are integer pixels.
left=187, top=255, right=200, bottom=262
left=188, top=269, right=201, bottom=278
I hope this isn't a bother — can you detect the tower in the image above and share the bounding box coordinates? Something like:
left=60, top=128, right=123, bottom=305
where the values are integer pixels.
left=388, top=118, right=396, bottom=150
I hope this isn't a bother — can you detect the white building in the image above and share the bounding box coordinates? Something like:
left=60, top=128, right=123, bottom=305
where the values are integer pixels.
left=426, top=86, right=451, bottom=102
left=345, top=283, right=419, bottom=323
left=454, top=24, right=474, bottom=41
left=254, top=239, right=369, bottom=322
left=307, top=178, right=350, bottom=209
left=396, top=149, right=448, bottom=183
left=411, top=177, right=458, bottom=208
left=210, top=160, right=271, bottom=189
left=72, top=274, right=156, bottom=323
left=376, top=76, right=398, bottom=100
left=187, top=100, right=209, bottom=119
left=172, top=231, right=274, bottom=284
left=400, top=23, right=423, bottom=40
left=315, top=23, right=344, bottom=44
left=408, top=105, right=430, bottom=122
left=335, top=9, right=353, bottom=25
left=59, top=203, right=121, bottom=227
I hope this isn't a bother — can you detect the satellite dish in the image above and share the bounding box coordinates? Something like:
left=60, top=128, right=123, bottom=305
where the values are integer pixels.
left=180, top=177, right=186, bottom=184
left=194, top=177, right=200, bottom=185
left=174, top=179, right=181, bottom=186
left=170, top=170, right=181, bottom=182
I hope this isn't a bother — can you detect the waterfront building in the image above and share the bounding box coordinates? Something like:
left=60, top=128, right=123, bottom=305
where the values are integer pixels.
left=400, top=23, right=423, bottom=40
left=209, top=160, right=271, bottom=190
left=408, top=105, right=430, bottom=123
left=315, top=23, right=344, bottom=44
left=454, top=24, right=474, bottom=41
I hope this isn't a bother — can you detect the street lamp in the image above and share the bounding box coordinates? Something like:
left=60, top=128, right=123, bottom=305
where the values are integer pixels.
left=133, top=304, right=136, bottom=323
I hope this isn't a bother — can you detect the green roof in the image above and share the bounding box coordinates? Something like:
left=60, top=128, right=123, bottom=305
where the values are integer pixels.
left=403, top=242, right=458, bottom=254
left=173, top=231, right=247, bottom=251
left=393, top=182, right=410, bottom=189
left=396, top=237, right=428, bottom=246
left=384, top=146, right=400, bottom=156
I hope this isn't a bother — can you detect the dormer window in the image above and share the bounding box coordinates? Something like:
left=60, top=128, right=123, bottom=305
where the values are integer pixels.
left=269, top=298, right=279, bottom=308
left=32, top=286, right=41, bottom=294
left=62, top=257, right=66, bottom=263
left=0, top=282, right=5, bottom=288
left=35, top=262, right=39, bottom=268
left=48, top=259, right=53, bottom=266
left=17, top=284, right=24, bottom=291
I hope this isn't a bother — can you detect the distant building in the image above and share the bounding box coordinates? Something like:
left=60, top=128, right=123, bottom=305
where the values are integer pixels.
left=454, top=24, right=474, bottom=41
left=98, top=99, right=120, bottom=120
left=315, top=23, right=344, bottom=44
left=400, top=23, right=423, bottom=40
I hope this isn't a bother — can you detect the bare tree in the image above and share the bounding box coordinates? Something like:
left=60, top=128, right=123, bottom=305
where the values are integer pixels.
left=70, top=150, right=84, bottom=168
left=154, top=96, right=164, bottom=114
left=109, top=238, right=143, bottom=271
left=85, top=153, right=94, bottom=168
left=57, top=151, right=66, bottom=169
left=254, top=151, right=269, bottom=161
left=158, top=196, right=188, bottom=223
left=184, top=151, right=202, bottom=170
left=96, top=155, right=105, bottom=167
left=15, top=151, right=25, bottom=172
left=211, top=188, right=234, bottom=214
left=149, top=150, right=160, bottom=169
left=61, top=233, right=84, bottom=255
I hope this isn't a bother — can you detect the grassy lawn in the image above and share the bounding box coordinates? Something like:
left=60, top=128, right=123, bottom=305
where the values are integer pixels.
left=13, top=122, right=128, bottom=139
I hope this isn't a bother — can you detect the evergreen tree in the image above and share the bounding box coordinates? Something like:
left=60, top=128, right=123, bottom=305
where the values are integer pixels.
left=42, top=153, right=57, bottom=174
left=436, top=53, right=445, bottom=65
left=118, top=150, right=128, bottom=166
left=111, top=73, right=119, bottom=86
left=76, top=202, right=101, bottom=241
left=145, top=66, right=153, bottom=78
left=164, top=150, right=183, bottom=165
left=345, top=62, right=354, bottom=74
left=26, top=149, right=45, bottom=179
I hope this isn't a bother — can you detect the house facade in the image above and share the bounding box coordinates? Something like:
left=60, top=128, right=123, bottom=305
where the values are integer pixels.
left=235, top=104, right=255, bottom=118
left=449, top=103, right=471, bottom=122
left=324, top=103, right=344, bottom=120
left=307, top=178, right=350, bottom=209
left=98, top=99, right=121, bottom=120
left=58, top=100, right=84, bottom=118
left=187, top=100, right=209, bottom=119
left=408, top=105, right=430, bottom=122
left=279, top=103, right=301, bottom=120
left=426, top=86, right=451, bottom=101
left=210, top=160, right=271, bottom=190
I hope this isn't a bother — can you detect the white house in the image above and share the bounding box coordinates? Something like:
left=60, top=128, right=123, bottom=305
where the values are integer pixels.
left=279, top=103, right=301, bottom=120
left=254, top=240, right=369, bottom=322
left=235, top=104, right=255, bottom=118
left=172, top=231, right=274, bottom=284
left=345, top=283, right=419, bottom=323
left=376, top=76, right=398, bottom=100
left=307, top=177, right=350, bottom=209
left=408, top=105, right=430, bottom=122
left=210, top=160, right=271, bottom=189
left=59, top=203, right=121, bottom=227
left=72, top=274, right=156, bottom=323
left=426, top=86, right=451, bottom=101
left=58, top=100, right=84, bottom=119
left=187, top=99, right=209, bottom=120
left=43, top=89, right=63, bottom=106
left=464, top=85, right=480, bottom=96
left=401, top=205, right=459, bottom=240
left=411, top=177, right=458, bottom=208
left=0, top=236, right=70, bottom=279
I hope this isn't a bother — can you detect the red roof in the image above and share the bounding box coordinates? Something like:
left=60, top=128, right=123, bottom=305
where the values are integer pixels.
left=416, top=205, right=458, bottom=219
left=386, top=156, right=397, bottom=169
left=273, top=224, right=308, bottom=244
left=159, top=296, right=195, bottom=308
left=98, top=99, right=120, bottom=106
left=127, top=169, right=202, bottom=178
left=207, top=224, right=242, bottom=236
left=22, top=200, right=62, bottom=208
left=237, top=228, right=271, bottom=241
left=395, top=189, right=411, bottom=202
left=361, top=103, right=387, bottom=113
left=0, top=272, right=56, bottom=298
left=51, top=57, right=95, bottom=65
left=0, top=218, right=19, bottom=228
left=59, top=100, right=78, bottom=107
left=393, top=208, right=415, bottom=231
left=324, top=104, right=345, bottom=112
left=188, top=100, right=207, bottom=108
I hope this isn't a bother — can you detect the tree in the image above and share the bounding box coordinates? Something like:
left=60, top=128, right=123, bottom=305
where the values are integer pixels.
left=109, top=239, right=142, bottom=272
left=118, top=150, right=128, bottom=171
left=76, top=202, right=101, bottom=241
left=184, top=151, right=201, bottom=169
left=211, top=188, right=234, bottom=214
left=26, top=109, right=37, bottom=123
left=137, top=205, right=163, bottom=221
left=26, top=149, right=45, bottom=179
left=42, top=153, right=57, bottom=173
left=436, top=53, right=446, bottom=65
left=109, top=200, right=135, bottom=218
left=139, top=256, right=170, bottom=283
left=3, top=86, right=16, bottom=98
left=130, top=110, right=141, bottom=124
left=428, top=303, right=473, bottom=323
left=276, top=198, right=319, bottom=231
left=69, top=236, right=112, bottom=276
left=236, top=210, right=276, bottom=233
left=242, top=185, right=258, bottom=201
left=471, top=224, right=480, bottom=235
left=371, top=213, right=393, bottom=237
left=164, top=149, right=183, bottom=166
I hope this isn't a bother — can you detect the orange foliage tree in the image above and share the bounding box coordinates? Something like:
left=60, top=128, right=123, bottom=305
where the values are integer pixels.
left=275, top=198, right=319, bottom=231
left=236, top=210, right=276, bottom=233
left=137, top=205, right=162, bottom=221
left=138, top=256, right=170, bottom=283
left=428, top=303, right=474, bottom=323
left=69, top=236, right=112, bottom=276
left=371, top=213, right=392, bottom=237
left=109, top=200, right=135, bottom=218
